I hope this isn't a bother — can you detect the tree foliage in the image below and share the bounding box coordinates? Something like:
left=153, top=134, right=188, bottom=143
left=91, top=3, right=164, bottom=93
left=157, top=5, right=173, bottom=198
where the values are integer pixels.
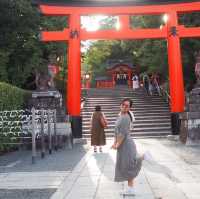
left=0, top=0, right=67, bottom=90
left=0, top=0, right=41, bottom=86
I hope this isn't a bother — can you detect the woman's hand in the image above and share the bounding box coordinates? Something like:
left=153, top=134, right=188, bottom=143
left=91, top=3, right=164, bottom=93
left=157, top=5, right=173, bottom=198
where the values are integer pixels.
left=111, top=136, right=124, bottom=150
left=111, top=144, right=117, bottom=150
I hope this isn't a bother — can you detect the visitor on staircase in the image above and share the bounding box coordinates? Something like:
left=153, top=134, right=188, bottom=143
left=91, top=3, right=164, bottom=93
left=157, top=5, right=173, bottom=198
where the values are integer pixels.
left=142, top=73, right=150, bottom=95
left=90, top=105, right=107, bottom=153
left=152, top=73, right=162, bottom=96
left=132, top=74, right=139, bottom=90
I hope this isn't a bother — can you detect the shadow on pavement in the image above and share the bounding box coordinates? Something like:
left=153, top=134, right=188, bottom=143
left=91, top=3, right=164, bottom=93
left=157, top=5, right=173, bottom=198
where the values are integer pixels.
left=0, top=143, right=89, bottom=173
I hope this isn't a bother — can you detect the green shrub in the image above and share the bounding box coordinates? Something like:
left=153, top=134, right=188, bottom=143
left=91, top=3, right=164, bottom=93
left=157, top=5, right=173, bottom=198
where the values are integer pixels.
left=0, top=82, right=32, bottom=153
left=0, top=82, right=31, bottom=111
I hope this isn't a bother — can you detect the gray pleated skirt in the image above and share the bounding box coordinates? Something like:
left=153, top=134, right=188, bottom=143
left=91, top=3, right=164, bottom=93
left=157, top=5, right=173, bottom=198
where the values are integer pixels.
left=114, top=136, right=142, bottom=182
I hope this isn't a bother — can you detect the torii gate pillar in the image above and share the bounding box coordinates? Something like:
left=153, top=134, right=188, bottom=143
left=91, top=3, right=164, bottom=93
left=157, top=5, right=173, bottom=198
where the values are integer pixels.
left=167, top=12, right=185, bottom=133
left=67, top=14, right=82, bottom=138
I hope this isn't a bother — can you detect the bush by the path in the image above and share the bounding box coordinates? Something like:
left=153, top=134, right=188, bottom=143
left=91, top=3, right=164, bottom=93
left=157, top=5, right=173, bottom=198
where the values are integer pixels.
left=0, top=82, right=32, bottom=153
left=0, top=82, right=31, bottom=111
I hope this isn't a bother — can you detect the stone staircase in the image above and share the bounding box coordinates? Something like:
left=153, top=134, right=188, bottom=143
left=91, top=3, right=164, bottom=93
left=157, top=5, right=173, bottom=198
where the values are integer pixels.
left=82, top=87, right=171, bottom=138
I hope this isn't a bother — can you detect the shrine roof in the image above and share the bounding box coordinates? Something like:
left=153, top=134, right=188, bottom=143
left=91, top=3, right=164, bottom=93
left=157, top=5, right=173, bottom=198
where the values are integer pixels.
left=33, top=0, right=200, bottom=7
left=106, top=59, right=135, bottom=70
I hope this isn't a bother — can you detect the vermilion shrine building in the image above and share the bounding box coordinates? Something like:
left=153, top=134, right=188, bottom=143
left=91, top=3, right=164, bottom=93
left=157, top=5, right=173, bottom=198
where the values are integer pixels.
left=34, top=0, right=200, bottom=138
left=95, top=59, right=138, bottom=88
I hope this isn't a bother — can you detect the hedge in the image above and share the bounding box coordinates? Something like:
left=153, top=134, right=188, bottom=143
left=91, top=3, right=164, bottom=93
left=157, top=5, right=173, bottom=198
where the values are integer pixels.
left=0, top=82, right=31, bottom=111
left=0, top=82, right=32, bottom=153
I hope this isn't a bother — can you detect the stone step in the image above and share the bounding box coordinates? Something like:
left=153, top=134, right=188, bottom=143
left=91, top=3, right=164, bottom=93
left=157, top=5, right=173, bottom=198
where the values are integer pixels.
left=83, top=120, right=171, bottom=126
left=86, top=97, right=164, bottom=99
left=134, top=116, right=171, bottom=120
left=84, top=103, right=168, bottom=107
left=86, top=93, right=162, bottom=95
left=82, top=115, right=170, bottom=121
left=82, top=131, right=171, bottom=138
left=82, top=119, right=171, bottom=125
left=82, top=123, right=171, bottom=130
left=87, top=92, right=142, bottom=94
left=82, top=111, right=169, bottom=116
left=87, top=101, right=167, bottom=103
left=82, top=114, right=171, bottom=120
left=86, top=95, right=165, bottom=98
left=82, top=117, right=170, bottom=122
left=86, top=98, right=165, bottom=101
left=82, top=110, right=170, bottom=115
left=84, top=102, right=169, bottom=108
left=85, top=105, right=168, bottom=109
left=83, top=107, right=169, bottom=112
left=86, top=102, right=166, bottom=106
left=83, top=126, right=171, bottom=133
left=85, top=105, right=168, bottom=108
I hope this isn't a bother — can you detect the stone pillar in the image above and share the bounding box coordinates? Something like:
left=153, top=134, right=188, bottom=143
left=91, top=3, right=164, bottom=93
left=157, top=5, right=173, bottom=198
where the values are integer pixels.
left=180, top=88, right=200, bottom=145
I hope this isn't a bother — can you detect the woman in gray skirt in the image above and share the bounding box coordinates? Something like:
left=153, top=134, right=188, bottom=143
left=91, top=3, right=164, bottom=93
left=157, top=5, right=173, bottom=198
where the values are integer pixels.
left=111, top=98, right=144, bottom=195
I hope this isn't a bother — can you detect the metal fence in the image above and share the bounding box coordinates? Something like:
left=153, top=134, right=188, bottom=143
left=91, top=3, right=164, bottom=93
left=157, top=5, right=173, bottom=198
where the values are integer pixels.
left=0, top=108, right=72, bottom=164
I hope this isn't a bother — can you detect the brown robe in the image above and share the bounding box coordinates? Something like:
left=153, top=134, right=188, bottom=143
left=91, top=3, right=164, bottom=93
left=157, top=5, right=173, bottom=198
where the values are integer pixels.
left=91, top=111, right=106, bottom=146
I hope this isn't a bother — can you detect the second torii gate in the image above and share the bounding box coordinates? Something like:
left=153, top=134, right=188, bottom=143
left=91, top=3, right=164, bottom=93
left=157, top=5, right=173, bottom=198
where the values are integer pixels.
left=38, top=0, right=200, bottom=138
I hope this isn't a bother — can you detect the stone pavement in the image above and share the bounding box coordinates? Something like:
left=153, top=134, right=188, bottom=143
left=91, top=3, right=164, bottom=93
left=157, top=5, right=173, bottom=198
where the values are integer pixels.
left=50, top=138, right=200, bottom=199
left=0, top=138, right=200, bottom=199
left=0, top=144, right=89, bottom=199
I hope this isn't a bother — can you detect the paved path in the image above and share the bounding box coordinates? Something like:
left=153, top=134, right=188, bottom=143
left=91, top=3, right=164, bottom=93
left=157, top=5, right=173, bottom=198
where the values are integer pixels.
left=0, top=144, right=89, bottom=198
left=50, top=138, right=200, bottom=199
left=0, top=138, right=200, bottom=199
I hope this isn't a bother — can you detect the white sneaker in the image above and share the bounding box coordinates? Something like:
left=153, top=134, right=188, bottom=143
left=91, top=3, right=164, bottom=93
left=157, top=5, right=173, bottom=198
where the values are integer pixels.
left=144, top=151, right=153, bottom=161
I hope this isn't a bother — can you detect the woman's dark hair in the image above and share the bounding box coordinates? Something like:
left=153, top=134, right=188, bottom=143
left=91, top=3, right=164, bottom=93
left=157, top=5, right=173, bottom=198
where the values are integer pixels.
left=128, top=111, right=133, bottom=122
left=95, top=105, right=101, bottom=111
left=121, top=98, right=133, bottom=108
left=121, top=98, right=133, bottom=121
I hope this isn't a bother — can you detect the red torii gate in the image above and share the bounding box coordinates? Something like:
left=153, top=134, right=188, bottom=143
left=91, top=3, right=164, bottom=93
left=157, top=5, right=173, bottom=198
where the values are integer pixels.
left=39, top=1, right=200, bottom=138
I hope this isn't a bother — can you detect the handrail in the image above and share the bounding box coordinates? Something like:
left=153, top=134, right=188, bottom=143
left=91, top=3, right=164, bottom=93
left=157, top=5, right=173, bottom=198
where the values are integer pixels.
left=159, top=85, right=171, bottom=104
left=81, top=97, right=86, bottom=109
left=81, top=88, right=88, bottom=109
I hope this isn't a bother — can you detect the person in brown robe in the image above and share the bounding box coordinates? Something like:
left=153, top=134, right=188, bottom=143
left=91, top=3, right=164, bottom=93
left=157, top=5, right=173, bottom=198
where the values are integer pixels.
left=90, top=105, right=107, bottom=152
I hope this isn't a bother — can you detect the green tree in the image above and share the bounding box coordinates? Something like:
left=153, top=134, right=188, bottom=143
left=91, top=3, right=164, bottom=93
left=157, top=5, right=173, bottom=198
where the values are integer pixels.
left=0, top=0, right=43, bottom=86
left=0, top=0, right=67, bottom=91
